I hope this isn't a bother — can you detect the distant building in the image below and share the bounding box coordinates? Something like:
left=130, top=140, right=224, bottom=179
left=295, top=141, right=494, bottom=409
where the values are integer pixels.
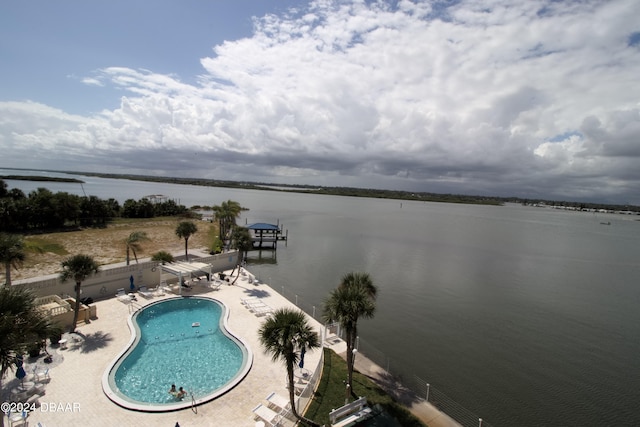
left=144, top=194, right=168, bottom=203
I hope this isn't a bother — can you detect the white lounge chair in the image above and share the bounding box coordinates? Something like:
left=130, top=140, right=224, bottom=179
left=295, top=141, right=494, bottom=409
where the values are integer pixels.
left=266, top=391, right=290, bottom=411
left=32, top=382, right=46, bottom=396
left=251, top=305, right=273, bottom=317
left=241, top=296, right=261, bottom=305
left=25, top=393, right=41, bottom=407
left=138, top=286, right=154, bottom=299
left=246, top=300, right=268, bottom=309
left=252, top=403, right=282, bottom=426
left=116, top=288, right=130, bottom=303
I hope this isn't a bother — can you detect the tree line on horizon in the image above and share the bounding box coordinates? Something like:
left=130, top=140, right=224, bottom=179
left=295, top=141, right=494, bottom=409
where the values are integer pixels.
left=0, top=179, right=192, bottom=232
left=5, top=169, right=640, bottom=211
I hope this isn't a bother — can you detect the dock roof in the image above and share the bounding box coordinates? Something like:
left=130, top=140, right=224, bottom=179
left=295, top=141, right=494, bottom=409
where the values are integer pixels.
left=247, top=223, right=280, bottom=231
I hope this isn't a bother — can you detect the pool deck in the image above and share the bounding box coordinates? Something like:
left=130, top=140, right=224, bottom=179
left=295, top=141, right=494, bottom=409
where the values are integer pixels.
left=2, top=270, right=325, bottom=427
left=3, top=266, right=462, bottom=427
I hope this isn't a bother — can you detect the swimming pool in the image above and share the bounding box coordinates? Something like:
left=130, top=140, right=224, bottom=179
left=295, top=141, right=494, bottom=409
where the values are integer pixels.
left=102, top=297, right=252, bottom=411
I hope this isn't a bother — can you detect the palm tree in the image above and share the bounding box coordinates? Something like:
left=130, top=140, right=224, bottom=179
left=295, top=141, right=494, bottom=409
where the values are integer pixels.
left=0, top=286, right=57, bottom=426
left=259, top=308, right=321, bottom=427
left=59, top=255, right=100, bottom=333
left=212, top=200, right=243, bottom=242
left=0, top=233, right=26, bottom=286
left=323, top=272, right=377, bottom=395
left=230, top=227, right=252, bottom=284
left=125, top=231, right=149, bottom=265
left=175, top=221, right=198, bottom=260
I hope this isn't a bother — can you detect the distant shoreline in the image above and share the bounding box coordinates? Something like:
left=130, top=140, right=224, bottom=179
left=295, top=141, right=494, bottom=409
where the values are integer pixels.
left=0, top=175, right=85, bottom=183
left=2, top=167, right=638, bottom=211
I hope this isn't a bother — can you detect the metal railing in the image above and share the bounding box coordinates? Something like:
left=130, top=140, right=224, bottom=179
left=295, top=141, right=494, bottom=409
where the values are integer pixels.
left=274, top=284, right=494, bottom=427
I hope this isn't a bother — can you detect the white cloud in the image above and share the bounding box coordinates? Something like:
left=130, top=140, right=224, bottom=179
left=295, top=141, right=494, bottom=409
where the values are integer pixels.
left=81, top=77, right=104, bottom=87
left=2, top=0, right=640, bottom=203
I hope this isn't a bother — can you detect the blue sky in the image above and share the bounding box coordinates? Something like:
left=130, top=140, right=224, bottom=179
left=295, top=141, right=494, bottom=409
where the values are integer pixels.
left=1, top=0, right=640, bottom=204
left=1, top=1, right=300, bottom=113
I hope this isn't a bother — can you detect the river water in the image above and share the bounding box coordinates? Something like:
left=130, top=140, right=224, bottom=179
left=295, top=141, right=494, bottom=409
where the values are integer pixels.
left=4, top=170, right=640, bottom=426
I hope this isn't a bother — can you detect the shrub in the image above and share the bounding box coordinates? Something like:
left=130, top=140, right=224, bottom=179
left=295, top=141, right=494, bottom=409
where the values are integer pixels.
left=49, top=328, right=63, bottom=345
left=151, top=251, right=174, bottom=264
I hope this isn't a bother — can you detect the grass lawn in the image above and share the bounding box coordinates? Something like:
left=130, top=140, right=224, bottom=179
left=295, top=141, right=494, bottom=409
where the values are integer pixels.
left=304, top=348, right=427, bottom=427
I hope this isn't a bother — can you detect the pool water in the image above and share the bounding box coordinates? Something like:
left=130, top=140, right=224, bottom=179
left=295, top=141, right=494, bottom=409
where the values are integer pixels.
left=104, top=297, right=251, bottom=410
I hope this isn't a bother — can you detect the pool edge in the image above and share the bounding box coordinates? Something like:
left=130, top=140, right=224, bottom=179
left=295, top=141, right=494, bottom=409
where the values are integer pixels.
left=100, top=296, right=254, bottom=412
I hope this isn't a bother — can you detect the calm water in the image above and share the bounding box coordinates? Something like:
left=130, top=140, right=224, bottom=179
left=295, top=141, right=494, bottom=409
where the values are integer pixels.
left=114, top=298, right=245, bottom=404
left=5, top=169, right=640, bottom=426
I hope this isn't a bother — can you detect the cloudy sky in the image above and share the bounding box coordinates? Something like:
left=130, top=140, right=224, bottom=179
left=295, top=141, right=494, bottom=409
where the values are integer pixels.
left=1, top=0, right=639, bottom=204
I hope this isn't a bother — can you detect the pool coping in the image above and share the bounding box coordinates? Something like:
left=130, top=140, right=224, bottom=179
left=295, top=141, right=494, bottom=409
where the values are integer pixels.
left=100, top=295, right=254, bottom=412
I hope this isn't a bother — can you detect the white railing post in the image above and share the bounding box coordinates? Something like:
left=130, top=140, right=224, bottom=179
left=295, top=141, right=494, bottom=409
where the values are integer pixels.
left=426, top=383, right=430, bottom=402
left=479, top=418, right=483, bottom=427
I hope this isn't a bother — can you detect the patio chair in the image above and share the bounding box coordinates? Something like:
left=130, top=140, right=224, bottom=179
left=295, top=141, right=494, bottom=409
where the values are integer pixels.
left=293, top=381, right=307, bottom=396
left=34, top=367, right=50, bottom=383
left=33, top=368, right=51, bottom=383
left=252, top=403, right=282, bottom=426
left=7, top=410, right=28, bottom=427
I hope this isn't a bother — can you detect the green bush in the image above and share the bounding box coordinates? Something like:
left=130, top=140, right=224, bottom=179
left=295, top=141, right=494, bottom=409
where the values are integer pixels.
left=151, top=251, right=174, bottom=264
left=48, top=328, right=63, bottom=345
left=210, top=236, right=223, bottom=254
left=27, top=342, right=43, bottom=358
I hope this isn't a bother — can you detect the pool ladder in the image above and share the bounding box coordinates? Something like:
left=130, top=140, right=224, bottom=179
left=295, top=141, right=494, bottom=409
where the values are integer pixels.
left=190, top=390, right=197, bottom=414
left=128, top=300, right=143, bottom=314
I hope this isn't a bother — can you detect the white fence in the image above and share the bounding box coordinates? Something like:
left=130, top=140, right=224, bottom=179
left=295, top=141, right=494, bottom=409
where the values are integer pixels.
left=12, top=252, right=239, bottom=301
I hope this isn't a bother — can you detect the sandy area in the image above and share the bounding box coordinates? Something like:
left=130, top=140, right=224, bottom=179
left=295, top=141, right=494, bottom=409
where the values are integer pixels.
left=5, top=218, right=215, bottom=282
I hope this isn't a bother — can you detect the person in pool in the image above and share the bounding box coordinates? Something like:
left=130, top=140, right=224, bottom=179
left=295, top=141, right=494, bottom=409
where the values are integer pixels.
left=169, top=384, right=178, bottom=396
left=177, top=387, right=187, bottom=399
